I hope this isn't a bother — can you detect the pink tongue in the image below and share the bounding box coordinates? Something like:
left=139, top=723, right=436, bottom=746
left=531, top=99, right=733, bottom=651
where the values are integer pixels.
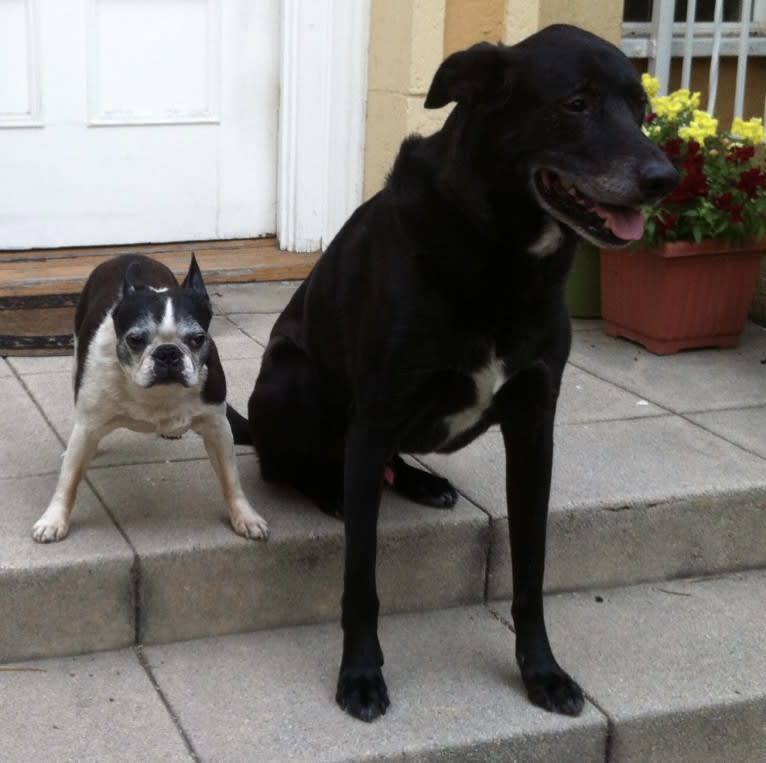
left=594, top=204, right=645, bottom=240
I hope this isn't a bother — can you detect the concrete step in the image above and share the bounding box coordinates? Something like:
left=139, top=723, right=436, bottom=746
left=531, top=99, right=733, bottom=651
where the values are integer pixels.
left=1, top=297, right=765, bottom=663
left=1, top=572, right=764, bottom=762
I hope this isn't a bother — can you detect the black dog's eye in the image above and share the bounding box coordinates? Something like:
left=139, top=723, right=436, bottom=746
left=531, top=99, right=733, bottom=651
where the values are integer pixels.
left=126, top=333, right=148, bottom=350
left=564, top=97, right=588, bottom=113
left=188, top=333, right=206, bottom=349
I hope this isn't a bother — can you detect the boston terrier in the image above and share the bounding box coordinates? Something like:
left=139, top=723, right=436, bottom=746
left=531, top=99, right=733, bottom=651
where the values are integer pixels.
left=32, top=253, right=268, bottom=544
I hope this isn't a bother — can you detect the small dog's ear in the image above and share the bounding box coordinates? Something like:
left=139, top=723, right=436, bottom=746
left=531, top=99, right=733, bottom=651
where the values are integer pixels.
left=425, top=42, right=510, bottom=109
left=181, top=253, right=208, bottom=298
left=122, top=262, right=145, bottom=296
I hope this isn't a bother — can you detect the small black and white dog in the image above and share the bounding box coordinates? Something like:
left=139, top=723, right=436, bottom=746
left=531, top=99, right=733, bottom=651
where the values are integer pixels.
left=32, top=254, right=268, bottom=544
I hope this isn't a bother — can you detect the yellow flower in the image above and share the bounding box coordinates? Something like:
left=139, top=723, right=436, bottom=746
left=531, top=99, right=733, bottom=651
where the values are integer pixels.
left=641, top=73, right=660, bottom=99
left=731, top=116, right=765, bottom=144
left=651, top=95, right=685, bottom=119
left=678, top=110, right=718, bottom=143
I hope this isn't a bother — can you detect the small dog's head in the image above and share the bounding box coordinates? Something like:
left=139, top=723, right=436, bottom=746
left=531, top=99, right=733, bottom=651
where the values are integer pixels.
left=425, top=25, right=679, bottom=248
left=111, top=255, right=213, bottom=389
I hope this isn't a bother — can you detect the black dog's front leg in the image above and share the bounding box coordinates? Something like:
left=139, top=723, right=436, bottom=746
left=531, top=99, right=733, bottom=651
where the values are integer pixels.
left=336, top=423, right=392, bottom=722
left=500, top=365, right=584, bottom=716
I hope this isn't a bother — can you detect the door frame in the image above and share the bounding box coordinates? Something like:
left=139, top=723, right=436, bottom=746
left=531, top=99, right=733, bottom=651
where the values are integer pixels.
left=277, top=0, right=371, bottom=252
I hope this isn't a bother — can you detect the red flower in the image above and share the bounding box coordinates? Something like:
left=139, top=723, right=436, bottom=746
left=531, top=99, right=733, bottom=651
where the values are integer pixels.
left=654, top=212, right=679, bottom=236
left=645, top=112, right=658, bottom=125
left=664, top=141, right=708, bottom=203
left=713, top=192, right=745, bottom=224
left=736, top=167, right=766, bottom=198
left=661, top=138, right=683, bottom=159
left=726, top=145, right=755, bottom=164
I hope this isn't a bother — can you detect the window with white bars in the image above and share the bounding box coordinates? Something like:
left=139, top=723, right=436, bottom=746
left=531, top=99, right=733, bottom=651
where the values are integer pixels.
left=621, top=0, right=766, bottom=117
left=623, top=0, right=766, bottom=57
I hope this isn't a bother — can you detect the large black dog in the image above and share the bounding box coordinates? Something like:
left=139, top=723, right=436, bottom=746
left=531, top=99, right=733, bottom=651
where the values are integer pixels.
left=230, top=25, right=677, bottom=721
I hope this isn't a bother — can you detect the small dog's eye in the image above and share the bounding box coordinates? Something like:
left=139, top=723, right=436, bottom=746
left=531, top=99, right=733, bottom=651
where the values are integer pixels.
left=189, top=333, right=206, bottom=349
left=564, top=97, right=587, bottom=112
left=126, top=333, right=147, bottom=350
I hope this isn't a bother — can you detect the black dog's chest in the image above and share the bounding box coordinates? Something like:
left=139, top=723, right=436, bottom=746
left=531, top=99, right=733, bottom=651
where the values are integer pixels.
left=401, top=352, right=508, bottom=454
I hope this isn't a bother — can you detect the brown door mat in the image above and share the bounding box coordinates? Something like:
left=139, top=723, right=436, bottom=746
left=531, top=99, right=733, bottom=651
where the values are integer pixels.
left=0, top=238, right=318, bottom=356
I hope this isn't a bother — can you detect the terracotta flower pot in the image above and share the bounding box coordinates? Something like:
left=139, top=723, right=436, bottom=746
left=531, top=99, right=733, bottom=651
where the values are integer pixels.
left=600, top=238, right=764, bottom=355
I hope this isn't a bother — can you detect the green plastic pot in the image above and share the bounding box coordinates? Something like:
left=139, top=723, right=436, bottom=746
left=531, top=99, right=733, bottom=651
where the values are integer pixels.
left=567, top=243, right=602, bottom=318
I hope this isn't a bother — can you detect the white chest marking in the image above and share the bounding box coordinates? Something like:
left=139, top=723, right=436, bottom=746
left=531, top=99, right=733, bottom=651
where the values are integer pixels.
left=443, top=353, right=507, bottom=441
left=528, top=216, right=563, bottom=257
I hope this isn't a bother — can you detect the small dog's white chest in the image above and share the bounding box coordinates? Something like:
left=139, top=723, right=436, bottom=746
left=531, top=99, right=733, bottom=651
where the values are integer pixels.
left=443, top=354, right=507, bottom=441
left=118, top=398, right=196, bottom=437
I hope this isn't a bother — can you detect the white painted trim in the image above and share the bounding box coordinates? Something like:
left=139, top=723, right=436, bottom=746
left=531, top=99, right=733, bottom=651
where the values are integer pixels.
left=0, top=0, right=43, bottom=129
left=85, top=0, right=222, bottom=127
left=277, top=0, right=371, bottom=252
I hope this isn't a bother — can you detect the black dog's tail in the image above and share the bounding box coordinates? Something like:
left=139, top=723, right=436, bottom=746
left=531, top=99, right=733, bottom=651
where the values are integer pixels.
left=226, top=404, right=252, bottom=445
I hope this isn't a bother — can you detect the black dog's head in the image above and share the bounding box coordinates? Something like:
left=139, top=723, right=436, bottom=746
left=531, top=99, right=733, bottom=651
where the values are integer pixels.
left=112, top=255, right=213, bottom=389
left=425, top=24, right=678, bottom=248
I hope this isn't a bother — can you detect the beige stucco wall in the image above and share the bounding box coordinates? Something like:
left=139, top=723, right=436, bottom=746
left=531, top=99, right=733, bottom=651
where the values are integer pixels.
left=364, top=0, right=451, bottom=198
left=504, top=0, right=622, bottom=45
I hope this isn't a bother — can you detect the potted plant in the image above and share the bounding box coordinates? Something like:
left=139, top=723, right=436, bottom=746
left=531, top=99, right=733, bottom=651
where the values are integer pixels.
left=567, top=243, right=602, bottom=318
left=599, top=73, right=766, bottom=355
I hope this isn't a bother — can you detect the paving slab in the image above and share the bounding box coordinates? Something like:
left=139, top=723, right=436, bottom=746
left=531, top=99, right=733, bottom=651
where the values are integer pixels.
left=570, top=318, right=604, bottom=332
left=146, top=606, right=606, bottom=763
left=556, top=364, right=666, bottom=424
left=206, top=315, right=264, bottom=360
left=0, top=474, right=134, bottom=663
left=0, top=375, right=70, bottom=478
left=688, top=405, right=766, bottom=459
left=498, top=571, right=766, bottom=763
left=0, top=358, right=13, bottom=376
left=226, top=311, right=278, bottom=347
left=569, top=322, right=766, bottom=413
left=421, top=416, right=766, bottom=598
left=0, top=649, right=190, bottom=761
left=7, top=353, right=74, bottom=376
left=210, top=280, right=301, bottom=314
left=86, top=457, right=489, bottom=645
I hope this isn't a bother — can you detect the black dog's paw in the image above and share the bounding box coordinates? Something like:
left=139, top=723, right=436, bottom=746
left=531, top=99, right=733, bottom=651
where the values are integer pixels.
left=523, top=667, right=584, bottom=716
left=388, top=461, right=458, bottom=509
left=336, top=664, right=390, bottom=722
left=416, top=475, right=458, bottom=509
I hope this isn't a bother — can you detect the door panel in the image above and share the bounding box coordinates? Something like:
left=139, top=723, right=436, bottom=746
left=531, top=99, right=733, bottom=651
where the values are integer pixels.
left=0, top=0, right=278, bottom=249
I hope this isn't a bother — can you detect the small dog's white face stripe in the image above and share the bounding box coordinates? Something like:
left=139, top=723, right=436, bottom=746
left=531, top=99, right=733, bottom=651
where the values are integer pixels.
left=158, top=296, right=176, bottom=340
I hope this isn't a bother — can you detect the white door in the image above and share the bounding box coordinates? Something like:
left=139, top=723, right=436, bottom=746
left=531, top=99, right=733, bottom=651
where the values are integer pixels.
left=0, top=0, right=278, bottom=249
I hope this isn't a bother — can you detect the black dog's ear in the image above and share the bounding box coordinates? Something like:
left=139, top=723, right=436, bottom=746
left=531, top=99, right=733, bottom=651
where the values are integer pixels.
left=424, top=42, right=510, bottom=109
left=122, top=261, right=146, bottom=296
left=181, top=253, right=208, bottom=298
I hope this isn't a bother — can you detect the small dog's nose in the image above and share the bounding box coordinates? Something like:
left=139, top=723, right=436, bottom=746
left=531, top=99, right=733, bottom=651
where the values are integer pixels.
left=154, top=344, right=182, bottom=364
left=639, top=161, right=679, bottom=201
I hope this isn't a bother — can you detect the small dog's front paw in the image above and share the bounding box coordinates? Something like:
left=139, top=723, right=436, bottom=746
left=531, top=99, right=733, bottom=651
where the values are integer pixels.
left=523, top=666, right=584, bottom=716
left=32, top=514, right=70, bottom=543
left=230, top=508, right=269, bottom=541
left=336, top=664, right=390, bottom=722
